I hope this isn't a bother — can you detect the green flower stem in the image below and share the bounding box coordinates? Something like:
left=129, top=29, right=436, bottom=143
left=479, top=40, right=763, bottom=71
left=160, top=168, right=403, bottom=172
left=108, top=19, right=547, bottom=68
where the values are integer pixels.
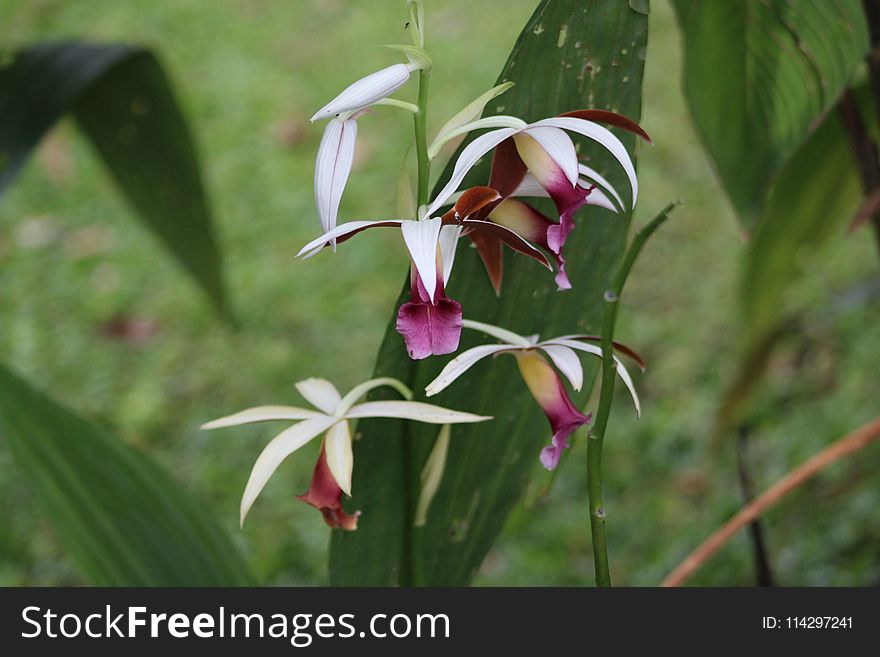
left=588, top=201, right=677, bottom=587
left=405, top=67, right=433, bottom=588
left=414, top=69, right=431, bottom=210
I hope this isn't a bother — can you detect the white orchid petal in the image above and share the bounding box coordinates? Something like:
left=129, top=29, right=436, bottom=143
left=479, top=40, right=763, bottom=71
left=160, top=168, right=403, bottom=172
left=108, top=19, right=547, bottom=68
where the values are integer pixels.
left=294, top=377, right=342, bottom=414
left=345, top=400, right=491, bottom=424
left=428, top=115, right=526, bottom=159
left=612, top=355, right=642, bottom=418
left=296, top=219, right=404, bottom=257
left=510, top=173, right=551, bottom=198
left=439, top=225, right=463, bottom=285
left=522, top=126, right=579, bottom=186
left=324, top=420, right=353, bottom=496
left=424, top=344, right=515, bottom=396
left=539, top=344, right=584, bottom=391
left=584, top=186, right=617, bottom=213
left=335, top=377, right=413, bottom=416
left=201, top=405, right=324, bottom=429
left=546, top=339, right=641, bottom=417
left=461, top=318, right=532, bottom=347
left=311, top=64, right=412, bottom=122
left=579, top=163, right=625, bottom=211
left=426, top=127, right=518, bottom=216
left=532, top=116, right=638, bottom=207
left=401, top=217, right=442, bottom=302
left=314, top=118, right=357, bottom=240
left=240, top=416, right=337, bottom=526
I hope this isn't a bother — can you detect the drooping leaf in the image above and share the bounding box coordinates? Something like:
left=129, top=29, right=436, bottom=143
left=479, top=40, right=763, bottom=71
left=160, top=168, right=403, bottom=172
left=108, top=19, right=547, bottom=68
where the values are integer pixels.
left=672, top=0, right=868, bottom=229
left=0, top=42, right=231, bottom=319
left=714, top=89, right=872, bottom=438
left=742, top=107, right=864, bottom=344
left=331, top=0, right=649, bottom=585
left=0, top=361, right=255, bottom=586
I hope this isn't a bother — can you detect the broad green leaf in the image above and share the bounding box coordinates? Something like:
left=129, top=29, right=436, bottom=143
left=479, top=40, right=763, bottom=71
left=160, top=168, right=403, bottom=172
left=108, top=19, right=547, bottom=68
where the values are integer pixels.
left=0, top=361, right=255, bottom=586
left=331, top=0, right=649, bottom=585
left=0, top=42, right=231, bottom=319
left=742, top=109, right=863, bottom=343
left=672, top=0, right=868, bottom=229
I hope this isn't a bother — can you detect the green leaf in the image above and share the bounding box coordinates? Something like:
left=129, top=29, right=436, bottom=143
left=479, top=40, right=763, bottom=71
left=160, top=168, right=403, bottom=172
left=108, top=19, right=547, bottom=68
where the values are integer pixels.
left=672, top=0, right=868, bottom=229
left=0, top=42, right=231, bottom=319
left=0, top=361, right=255, bottom=586
left=742, top=108, right=863, bottom=343
left=330, top=0, right=649, bottom=585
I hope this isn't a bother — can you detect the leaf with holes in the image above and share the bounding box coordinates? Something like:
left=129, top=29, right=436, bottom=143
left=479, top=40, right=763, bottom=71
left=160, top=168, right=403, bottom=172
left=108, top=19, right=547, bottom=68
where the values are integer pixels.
left=330, top=0, right=649, bottom=586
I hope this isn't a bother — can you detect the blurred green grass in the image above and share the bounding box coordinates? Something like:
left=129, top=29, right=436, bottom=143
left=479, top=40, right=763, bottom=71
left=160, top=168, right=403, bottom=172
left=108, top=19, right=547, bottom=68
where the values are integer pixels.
left=0, top=0, right=877, bottom=586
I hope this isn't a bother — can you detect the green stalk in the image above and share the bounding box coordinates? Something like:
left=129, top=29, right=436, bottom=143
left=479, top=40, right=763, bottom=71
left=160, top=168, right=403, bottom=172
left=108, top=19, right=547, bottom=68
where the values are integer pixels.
left=588, top=202, right=677, bottom=587
left=414, top=69, right=431, bottom=210
left=405, top=67, right=432, bottom=588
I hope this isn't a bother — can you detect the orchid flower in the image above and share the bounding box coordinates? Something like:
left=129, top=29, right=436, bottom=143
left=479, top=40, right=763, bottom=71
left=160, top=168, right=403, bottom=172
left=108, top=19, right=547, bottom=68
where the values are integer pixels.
left=310, top=47, right=431, bottom=244
left=202, top=376, right=490, bottom=529
left=296, top=187, right=550, bottom=359
left=428, top=109, right=651, bottom=293
left=425, top=319, right=644, bottom=469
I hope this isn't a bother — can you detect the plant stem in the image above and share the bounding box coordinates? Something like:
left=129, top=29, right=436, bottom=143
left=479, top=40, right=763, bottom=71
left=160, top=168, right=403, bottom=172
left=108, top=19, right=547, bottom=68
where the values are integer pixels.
left=414, top=69, right=431, bottom=210
left=405, top=68, right=432, bottom=588
left=587, top=202, right=676, bottom=587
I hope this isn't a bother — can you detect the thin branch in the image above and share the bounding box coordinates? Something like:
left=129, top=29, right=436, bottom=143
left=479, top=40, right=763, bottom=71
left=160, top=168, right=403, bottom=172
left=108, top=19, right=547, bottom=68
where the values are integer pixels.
left=735, top=426, right=776, bottom=586
left=661, top=417, right=880, bottom=587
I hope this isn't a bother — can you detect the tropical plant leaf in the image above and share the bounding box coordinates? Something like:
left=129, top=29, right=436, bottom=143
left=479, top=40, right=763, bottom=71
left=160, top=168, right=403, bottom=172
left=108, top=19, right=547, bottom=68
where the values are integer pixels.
left=672, top=0, right=868, bottom=229
left=0, top=42, right=231, bottom=318
left=330, top=0, right=649, bottom=585
left=0, top=361, right=255, bottom=586
left=742, top=108, right=864, bottom=344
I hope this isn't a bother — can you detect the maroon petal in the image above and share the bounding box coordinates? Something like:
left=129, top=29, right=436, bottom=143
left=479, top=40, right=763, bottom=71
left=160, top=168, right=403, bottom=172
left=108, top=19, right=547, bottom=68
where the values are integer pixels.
left=396, top=295, right=463, bottom=360
left=462, top=219, right=551, bottom=270
left=296, top=443, right=360, bottom=531
left=441, top=186, right=502, bottom=222
left=560, top=109, right=653, bottom=144
left=489, top=199, right=570, bottom=290
left=488, top=137, right=529, bottom=202
left=467, top=229, right=504, bottom=296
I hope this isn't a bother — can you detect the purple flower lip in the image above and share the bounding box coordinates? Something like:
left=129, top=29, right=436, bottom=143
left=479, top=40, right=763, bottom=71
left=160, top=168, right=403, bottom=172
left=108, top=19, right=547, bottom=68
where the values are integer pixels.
left=396, top=268, right=463, bottom=360
left=297, top=443, right=361, bottom=531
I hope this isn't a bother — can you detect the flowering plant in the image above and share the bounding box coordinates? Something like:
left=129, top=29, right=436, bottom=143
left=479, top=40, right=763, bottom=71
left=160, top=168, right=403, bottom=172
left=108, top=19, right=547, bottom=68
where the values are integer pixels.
left=206, top=1, right=668, bottom=587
